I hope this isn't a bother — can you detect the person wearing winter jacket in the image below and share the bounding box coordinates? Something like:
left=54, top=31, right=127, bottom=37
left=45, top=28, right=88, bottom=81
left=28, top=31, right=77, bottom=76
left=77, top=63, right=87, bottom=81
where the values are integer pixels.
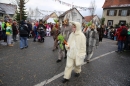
left=19, top=20, right=29, bottom=49
left=116, top=24, right=128, bottom=53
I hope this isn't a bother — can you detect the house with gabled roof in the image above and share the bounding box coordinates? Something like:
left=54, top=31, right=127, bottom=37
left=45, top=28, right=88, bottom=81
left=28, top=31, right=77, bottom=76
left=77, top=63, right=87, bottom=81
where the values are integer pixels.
left=42, top=12, right=58, bottom=23
left=102, top=0, right=130, bottom=27
left=84, top=15, right=100, bottom=25
left=59, top=8, right=84, bottom=25
left=0, top=3, right=17, bottom=19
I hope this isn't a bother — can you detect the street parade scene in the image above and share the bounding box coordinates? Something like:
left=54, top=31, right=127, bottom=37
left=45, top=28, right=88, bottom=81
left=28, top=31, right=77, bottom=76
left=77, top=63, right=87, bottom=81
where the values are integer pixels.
left=0, top=0, right=130, bottom=86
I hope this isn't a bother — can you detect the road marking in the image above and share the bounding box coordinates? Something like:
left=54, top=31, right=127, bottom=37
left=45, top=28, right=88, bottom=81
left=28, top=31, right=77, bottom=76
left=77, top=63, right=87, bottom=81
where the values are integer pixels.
left=34, top=51, right=115, bottom=86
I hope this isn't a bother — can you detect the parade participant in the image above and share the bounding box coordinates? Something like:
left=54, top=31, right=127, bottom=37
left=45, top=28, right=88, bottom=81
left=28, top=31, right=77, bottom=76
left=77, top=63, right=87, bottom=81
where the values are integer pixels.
left=19, top=20, right=29, bottom=49
left=62, top=21, right=86, bottom=83
left=46, top=24, right=51, bottom=36
left=56, top=19, right=72, bottom=62
left=52, top=19, right=60, bottom=51
left=56, top=34, right=65, bottom=63
left=85, top=23, right=99, bottom=63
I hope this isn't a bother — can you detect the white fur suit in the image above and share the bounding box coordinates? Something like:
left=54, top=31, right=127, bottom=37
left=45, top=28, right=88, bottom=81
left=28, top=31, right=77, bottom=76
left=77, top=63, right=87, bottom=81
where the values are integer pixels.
left=63, top=21, right=86, bottom=79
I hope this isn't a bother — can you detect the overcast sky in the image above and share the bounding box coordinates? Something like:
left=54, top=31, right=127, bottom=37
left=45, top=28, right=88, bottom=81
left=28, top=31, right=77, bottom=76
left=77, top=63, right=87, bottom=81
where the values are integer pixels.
left=0, top=0, right=105, bottom=17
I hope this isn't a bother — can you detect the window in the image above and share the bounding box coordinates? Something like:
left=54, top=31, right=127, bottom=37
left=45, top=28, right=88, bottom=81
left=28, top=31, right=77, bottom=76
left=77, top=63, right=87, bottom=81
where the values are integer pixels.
left=107, top=20, right=113, bottom=26
left=72, top=12, right=77, bottom=16
left=107, top=10, right=117, bottom=16
left=121, top=10, right=127, bottom=16
left=119, top=20, right=126, bottom=25
left=77, top=19, right=80, bottom=22
left=119, top=10, right=130, bottom=16
left=109, top=10, right=114, bottom=16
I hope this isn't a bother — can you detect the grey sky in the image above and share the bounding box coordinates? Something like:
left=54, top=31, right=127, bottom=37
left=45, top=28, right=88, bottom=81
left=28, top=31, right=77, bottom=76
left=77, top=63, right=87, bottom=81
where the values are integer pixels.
left=0, top=0, right=105, bottom=17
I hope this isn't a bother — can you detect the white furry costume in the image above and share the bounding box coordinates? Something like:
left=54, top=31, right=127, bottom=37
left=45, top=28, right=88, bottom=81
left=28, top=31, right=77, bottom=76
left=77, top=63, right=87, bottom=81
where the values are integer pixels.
left=63, top=21, right=86, bottom=79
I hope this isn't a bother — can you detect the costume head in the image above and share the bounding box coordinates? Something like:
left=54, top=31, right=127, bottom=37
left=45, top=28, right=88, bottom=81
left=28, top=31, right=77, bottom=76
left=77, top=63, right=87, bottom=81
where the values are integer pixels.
left=90, top=23, right=96, bottom=29
left=54, top=18, right=59, bottom=28
left=63, top=19, right=69, bottom=25
left=69, top=21, right=81, bottom=33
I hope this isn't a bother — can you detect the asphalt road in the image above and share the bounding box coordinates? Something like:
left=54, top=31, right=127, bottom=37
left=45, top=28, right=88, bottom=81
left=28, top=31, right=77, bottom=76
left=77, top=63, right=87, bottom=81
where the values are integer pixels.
left=0, top=37, right=130, bottom=86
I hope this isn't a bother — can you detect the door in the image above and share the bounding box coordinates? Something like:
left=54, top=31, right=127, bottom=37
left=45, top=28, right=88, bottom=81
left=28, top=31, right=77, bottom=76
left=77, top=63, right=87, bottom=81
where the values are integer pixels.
left=107, top=20, right=113, bottom=27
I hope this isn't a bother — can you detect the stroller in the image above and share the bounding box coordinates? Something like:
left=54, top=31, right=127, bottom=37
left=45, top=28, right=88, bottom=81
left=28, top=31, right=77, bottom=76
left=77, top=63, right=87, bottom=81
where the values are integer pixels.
left=37, top=29, right=45, bottom=42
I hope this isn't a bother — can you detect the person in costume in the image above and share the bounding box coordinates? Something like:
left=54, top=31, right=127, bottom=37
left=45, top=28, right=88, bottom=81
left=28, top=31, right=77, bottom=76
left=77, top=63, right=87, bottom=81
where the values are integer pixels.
left=46, top=24, right=51, bottom=36
left=61, top=19, right=72, bottom=59
left=85, top=23, right=99, bottom=63
left=52, top=19, right=60, bottom=51
left=62, top=21, right=86, bottom=83
left=56, top=34, right=65, bottom=63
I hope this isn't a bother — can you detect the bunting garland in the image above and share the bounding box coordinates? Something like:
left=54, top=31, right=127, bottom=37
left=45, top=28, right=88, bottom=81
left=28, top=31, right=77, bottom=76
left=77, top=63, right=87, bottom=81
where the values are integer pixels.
left=40, top=10, right=64, bottom=13
left=53, top=0, right=94, bottom=11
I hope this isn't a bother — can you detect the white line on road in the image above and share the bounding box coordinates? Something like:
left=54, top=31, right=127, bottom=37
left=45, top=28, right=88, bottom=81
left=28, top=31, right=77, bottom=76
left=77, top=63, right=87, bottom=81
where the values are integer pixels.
left=34, top=51, right=115, bottom=86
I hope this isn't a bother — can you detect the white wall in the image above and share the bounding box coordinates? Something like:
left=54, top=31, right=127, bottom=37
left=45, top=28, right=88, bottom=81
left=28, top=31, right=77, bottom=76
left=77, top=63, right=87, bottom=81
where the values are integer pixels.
left=65, top=9, right=82, bottom=24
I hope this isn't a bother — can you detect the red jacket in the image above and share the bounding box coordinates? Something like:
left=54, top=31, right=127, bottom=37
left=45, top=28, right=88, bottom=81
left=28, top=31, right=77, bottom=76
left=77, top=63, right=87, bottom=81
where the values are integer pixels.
left=117, top=26, right=127, bottom=41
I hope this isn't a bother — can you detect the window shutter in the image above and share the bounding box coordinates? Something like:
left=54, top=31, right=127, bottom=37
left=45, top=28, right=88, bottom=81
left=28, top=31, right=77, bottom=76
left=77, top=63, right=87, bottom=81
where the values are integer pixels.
left=118, top=10, right=121, bottom=16
left=114, top=10, right=117, bottom=16
left=107, top=10, right=110, bottom=16
left=127, top=10, right=130, bottom=16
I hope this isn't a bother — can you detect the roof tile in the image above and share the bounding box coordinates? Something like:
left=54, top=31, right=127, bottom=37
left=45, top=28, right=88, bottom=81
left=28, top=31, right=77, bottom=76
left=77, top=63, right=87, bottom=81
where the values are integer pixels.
left=102, top=0, right=130, bottom=8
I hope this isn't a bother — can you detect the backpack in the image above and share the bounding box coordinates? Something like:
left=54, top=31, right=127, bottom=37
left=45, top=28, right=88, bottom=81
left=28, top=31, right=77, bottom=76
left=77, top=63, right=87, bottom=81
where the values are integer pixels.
left=19, top=25, right=28, bottom=35
left=120, top=28, right=127, bottom=36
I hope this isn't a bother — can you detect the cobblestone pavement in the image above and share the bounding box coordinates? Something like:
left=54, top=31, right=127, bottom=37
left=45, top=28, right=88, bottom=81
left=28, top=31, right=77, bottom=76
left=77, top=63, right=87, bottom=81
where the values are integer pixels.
left=0, top=37, right=130, bottom=86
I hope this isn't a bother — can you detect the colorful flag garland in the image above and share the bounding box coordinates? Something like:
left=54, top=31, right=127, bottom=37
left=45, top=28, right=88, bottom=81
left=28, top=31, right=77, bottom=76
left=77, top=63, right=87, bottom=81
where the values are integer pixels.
left=53, top=0, right=94, bottom=11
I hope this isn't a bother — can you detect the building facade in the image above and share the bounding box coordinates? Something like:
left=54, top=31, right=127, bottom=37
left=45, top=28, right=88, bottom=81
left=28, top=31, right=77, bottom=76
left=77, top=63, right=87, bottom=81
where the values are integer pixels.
left=102, top=0, right=130, bottom=27
left=59, top=8, right=84, bottom=25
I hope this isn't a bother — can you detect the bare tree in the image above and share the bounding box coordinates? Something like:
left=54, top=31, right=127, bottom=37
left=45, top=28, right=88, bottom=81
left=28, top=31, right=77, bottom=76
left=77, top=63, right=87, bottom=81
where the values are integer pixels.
left=89, top=0, right=96, bottom=23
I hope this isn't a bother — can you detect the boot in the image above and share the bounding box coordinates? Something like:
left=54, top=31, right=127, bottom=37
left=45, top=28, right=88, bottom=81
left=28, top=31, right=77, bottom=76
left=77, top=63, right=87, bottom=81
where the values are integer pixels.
left=56, top=59, right=61, bottom=63
left=75, top=73, right=80, bottom=77
left=62, top=78, right=69, bottom=83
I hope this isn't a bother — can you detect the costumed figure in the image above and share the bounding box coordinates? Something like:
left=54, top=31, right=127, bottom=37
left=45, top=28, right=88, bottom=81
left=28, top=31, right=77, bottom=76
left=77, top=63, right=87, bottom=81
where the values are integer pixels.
left=62, top=21, right=86, bottom=83
left=52, top=19, right=60, bottom=51
left=56, top=19, right=72, bottom=62
left=61, top=19, right=72, bottom=58
left=56, top=34, right=67, bottom=63
left=85, top=23, right=99, bottom=63
left=46, top=25, right=51, bottom=36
